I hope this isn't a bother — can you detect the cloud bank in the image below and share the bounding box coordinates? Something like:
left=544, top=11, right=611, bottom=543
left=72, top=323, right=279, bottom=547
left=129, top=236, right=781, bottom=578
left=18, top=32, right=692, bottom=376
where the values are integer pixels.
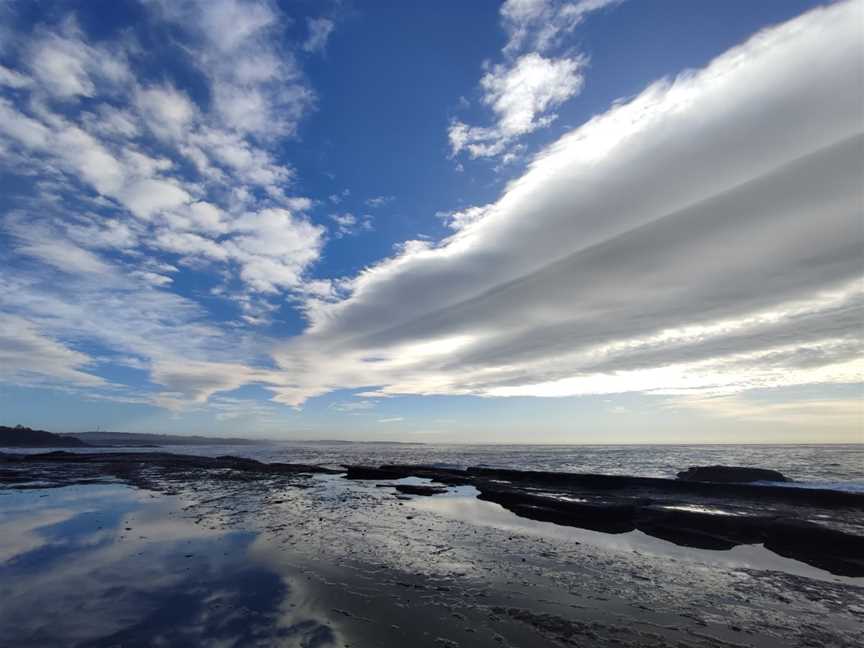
left=275, top=1, right=864, bottom=407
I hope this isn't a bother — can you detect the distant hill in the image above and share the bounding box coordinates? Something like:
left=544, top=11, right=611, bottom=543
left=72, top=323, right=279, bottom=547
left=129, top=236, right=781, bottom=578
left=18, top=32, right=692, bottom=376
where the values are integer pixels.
left=61, top=431, right=269, bottom=446
left=293, top=439, right=426, bottom=445
left=1, top=425, right=90, bottom=448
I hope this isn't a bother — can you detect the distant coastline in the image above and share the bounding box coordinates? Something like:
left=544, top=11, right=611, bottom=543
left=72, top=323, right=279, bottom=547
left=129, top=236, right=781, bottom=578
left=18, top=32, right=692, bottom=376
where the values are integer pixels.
left=1, top=426, right=270, bottom=448
left=59, top=431, right=271, bottom=447
left=0, top=425, right=91, bottom=448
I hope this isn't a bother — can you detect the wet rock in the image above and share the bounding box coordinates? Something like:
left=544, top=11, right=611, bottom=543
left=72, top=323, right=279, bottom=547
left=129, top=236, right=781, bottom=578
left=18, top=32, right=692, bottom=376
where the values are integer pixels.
left=393, top=484, right=448, bottom=496
left=676, top=465, right=790, bottom=483
left=477, top=488, right=636, bottom=534
left=0, top=451, right=340, bottom=493
left=762, top=520, right=864, bottom=576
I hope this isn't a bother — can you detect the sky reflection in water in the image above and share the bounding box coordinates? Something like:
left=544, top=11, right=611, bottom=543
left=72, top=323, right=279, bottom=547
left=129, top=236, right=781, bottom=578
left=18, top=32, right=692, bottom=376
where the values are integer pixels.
left=0, top=485, right=339, bottom=648
left=406, top=484, right=862, bottom=584
left=1, top=479, right=860, bottom=647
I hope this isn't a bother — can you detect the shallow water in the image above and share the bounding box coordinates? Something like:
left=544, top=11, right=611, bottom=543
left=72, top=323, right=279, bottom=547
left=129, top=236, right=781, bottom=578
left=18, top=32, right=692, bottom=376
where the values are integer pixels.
left=403, top=482, right=862, bottom=584
left=0, top=485, right=334, bottom=646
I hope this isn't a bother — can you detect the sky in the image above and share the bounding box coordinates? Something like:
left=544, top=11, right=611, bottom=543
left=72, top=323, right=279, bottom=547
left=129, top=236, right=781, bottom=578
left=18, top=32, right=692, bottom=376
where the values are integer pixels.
left=0, top=0, right=862, bottom=443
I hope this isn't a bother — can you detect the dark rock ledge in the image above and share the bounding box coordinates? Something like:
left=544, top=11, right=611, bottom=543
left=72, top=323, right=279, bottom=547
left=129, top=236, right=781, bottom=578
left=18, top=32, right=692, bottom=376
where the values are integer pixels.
left=344, top=464, right=864, bottom=577
left=0, top=450, right=341, bottom=492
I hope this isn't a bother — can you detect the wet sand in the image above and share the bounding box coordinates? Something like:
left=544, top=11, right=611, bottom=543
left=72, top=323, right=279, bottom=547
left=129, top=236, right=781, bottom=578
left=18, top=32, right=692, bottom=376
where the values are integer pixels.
left=1, top=451, right=862, bottom=647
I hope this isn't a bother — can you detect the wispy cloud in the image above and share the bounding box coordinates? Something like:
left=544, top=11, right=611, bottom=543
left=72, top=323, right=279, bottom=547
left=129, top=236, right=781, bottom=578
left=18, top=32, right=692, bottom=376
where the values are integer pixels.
left=303, top=17, right=335, bottom=54
left=449, top=0, right=618, bottom=161
left=329, top=212, right=374, bottom=238
left=331, top=400, right=377, bottom=412
left=0, top=314, right=104, bottom=387
left=365, top=195, right=395, bottom=208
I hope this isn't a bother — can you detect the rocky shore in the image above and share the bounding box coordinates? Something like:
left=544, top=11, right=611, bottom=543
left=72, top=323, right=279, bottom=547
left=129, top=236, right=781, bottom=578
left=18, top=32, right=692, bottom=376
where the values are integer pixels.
left=2, top=449, right=863, bottom=647
left=2, top=450, right=863, bottom=577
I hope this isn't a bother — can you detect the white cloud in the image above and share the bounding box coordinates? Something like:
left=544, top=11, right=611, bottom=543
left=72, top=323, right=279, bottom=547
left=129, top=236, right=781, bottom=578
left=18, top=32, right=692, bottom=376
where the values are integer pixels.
left=5, top=215, right=113, bottom=274
left=481, top=54, right=585, bottom=138
left=0, top=2, right=323, bottom=306
left=65, top=218, right=139, bottom=251
left=330, top=212, right=373, bottom=238
left=272, top=1, right=864, bottom=406
left=223, top=208, right=326, bottom=293
left=437, top=205, right=492, bottom=231
left=149, top=358, right=282, bottom=408
left=29, top=30, right=96, bottom=98
left=188, top=0, right=277, bottom=53
left=83, top=106, right=140, bottom=139
left=130, top=271, right=173, bottom=287
left=151, top=0, right=314, bottom=136
left=135, top=85, right=197, bottom=141
left=54, top=126, right=127, bottom=195
left=451, top=0, right=611, bottom=161
left=330, top=212, right=356, bottom=227
left=0, top=98, right=51, bottom=148
left=501, top=0, right=620, bottom=55
left=155, top=230, right=228, bottom=261
left=450, top=52, right=587, bottom=158
left=331, top=400, right=376, bottom=412
left=0, top=63, right=31, bottom=88
left=189, top=127, right=293, bottom=189
left=0, top=254, right=290, bottom=409
left=0, top=0, right=332, bottom=410
left=17, top=239, right=112, bottom=275
left=186, top=201, right=226, bottom=234
left=365, top=195, right=395, bottom=208
left=27, top=21, right=128, bottom=99
left=119, top=178, right=192, bottom=219
left=0, top=99, right=199, bottom=224
left=0, top=315, right=103, bottom=386
left=303, top=18, right=335, bottom=54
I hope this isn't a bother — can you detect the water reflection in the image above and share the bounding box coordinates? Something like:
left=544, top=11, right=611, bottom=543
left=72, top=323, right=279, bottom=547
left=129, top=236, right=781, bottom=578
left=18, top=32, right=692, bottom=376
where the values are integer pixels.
left=2, top=477, right=861, bottom=647
left=0, top=485, right=340, bottom=647
left=405, top=485, right=862, bottom=584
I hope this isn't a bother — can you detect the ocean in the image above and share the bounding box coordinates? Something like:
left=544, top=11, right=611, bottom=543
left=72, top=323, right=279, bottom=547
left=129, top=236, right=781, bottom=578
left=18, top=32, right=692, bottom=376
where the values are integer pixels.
left=6, top=442, right=862, bottom=491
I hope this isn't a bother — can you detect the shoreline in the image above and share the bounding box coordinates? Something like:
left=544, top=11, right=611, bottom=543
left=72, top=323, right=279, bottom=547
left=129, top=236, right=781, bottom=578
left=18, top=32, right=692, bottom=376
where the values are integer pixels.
left=2, top=451, right=863, bottom=647
left=3, top=450, right=863, bottom=577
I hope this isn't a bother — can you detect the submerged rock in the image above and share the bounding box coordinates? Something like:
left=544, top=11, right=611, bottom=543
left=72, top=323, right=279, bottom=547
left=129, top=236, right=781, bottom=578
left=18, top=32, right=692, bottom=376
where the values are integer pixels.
left=676, top=466, right=790, bottom=483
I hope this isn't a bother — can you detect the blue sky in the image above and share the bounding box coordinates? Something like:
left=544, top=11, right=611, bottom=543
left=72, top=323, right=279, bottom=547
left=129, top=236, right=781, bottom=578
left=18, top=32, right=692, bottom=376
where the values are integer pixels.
left=0, top=0, right=861, bottom=442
